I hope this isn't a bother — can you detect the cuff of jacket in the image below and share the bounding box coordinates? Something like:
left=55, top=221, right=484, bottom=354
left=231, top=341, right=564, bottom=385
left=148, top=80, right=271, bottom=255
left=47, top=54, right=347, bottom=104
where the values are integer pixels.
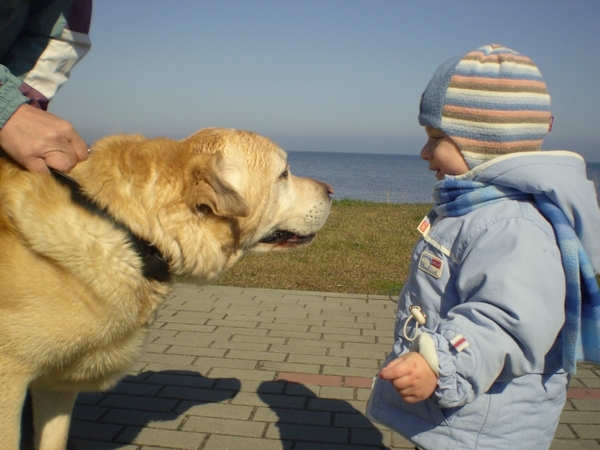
left=410, top=332, right=439, bottom=376
left=0, top=76, right=28, bottom=129
left=429, top=332, right=477, bottom=409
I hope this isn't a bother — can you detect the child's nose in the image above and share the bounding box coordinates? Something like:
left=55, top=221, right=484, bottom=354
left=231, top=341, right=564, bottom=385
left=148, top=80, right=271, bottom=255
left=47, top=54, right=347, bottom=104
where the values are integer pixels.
left=420, top=143, right=432, bottom=160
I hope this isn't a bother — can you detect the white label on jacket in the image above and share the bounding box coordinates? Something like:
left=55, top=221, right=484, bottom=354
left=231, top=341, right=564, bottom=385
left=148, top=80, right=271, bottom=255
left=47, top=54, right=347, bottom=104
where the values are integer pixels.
left=417, top=215, right=431, bottom=236
left=418, top=251, right=443, bottom=278
left=450, top=334, right=470, bottom=352
left=417, top=210, right=437, bottom=237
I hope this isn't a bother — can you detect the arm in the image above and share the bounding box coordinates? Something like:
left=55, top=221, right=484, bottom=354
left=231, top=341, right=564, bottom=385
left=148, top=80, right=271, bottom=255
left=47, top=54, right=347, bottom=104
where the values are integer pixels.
left=432, top=216, right=566, bottom=408
left=382, top=214, right=566, bottom=407
left=0, top=0, right=92, bottom=172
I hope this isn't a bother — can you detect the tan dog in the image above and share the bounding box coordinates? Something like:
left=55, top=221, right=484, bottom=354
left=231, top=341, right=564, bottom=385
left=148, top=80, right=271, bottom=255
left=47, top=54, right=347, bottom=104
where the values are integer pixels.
left=0, top=128, right=332, bottom=450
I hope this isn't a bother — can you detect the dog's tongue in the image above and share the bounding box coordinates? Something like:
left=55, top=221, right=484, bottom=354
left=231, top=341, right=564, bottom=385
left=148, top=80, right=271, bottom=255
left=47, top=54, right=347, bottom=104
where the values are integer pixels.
left=259, top=230, right=297, bottom=244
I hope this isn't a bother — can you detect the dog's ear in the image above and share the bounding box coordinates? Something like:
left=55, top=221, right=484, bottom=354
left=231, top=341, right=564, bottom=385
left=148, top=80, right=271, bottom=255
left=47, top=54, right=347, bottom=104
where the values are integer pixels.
left=184, top=151, right=250, bottom=218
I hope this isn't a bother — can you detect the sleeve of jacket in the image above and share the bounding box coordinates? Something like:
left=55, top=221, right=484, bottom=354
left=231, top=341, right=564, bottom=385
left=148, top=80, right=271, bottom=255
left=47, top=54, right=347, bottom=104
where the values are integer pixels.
left=428, top=214, right=566, bottom=409
left=0, top=0, right=92, bottom=127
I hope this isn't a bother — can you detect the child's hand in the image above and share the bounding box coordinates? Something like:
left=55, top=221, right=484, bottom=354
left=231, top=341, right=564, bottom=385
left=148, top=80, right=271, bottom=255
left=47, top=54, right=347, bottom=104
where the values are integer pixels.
left=379, top=352, right=438, bottom=403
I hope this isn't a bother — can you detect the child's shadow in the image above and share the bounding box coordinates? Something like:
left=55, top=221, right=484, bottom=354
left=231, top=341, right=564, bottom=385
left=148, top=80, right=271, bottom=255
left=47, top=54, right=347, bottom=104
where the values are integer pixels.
left=22, top=370, right=241, bottom=449
left=257, top=381, right=388, bottom=449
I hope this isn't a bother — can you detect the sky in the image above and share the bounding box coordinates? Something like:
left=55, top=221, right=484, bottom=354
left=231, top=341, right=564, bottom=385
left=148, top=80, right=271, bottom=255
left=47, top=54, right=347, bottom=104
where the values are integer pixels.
left=50, top=0, right=600, bottom=163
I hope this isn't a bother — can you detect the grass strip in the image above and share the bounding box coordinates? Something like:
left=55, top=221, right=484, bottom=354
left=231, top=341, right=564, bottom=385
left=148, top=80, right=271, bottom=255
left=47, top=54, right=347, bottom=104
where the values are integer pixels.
left=178, top=199, right=600, bottom=295
left=212, top=200, right=431, bottom=295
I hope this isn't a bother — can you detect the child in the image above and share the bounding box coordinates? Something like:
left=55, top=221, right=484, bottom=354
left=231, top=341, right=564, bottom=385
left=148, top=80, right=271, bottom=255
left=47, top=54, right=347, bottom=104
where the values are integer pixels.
left=366, top=44, right=600, bottom=450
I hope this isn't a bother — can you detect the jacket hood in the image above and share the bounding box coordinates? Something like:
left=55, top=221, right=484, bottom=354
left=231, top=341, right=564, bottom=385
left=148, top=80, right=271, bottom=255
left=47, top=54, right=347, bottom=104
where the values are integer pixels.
left=456, top=151, right=600, bottom=272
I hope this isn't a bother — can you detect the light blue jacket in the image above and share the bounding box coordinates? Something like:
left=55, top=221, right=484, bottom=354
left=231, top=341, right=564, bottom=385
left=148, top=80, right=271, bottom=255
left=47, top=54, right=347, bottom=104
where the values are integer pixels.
left=366, top=151, right=600, bottom=450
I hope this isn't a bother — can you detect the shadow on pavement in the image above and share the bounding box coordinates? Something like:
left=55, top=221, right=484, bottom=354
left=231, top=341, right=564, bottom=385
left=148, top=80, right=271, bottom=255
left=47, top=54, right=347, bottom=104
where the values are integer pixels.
left=22, top=370, right=241, bottom=449
left=257, top=380, right=389, bottom=449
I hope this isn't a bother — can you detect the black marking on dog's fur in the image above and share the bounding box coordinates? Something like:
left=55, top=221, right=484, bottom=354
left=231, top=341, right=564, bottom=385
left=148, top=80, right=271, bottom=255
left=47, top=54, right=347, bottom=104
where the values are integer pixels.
left=50, top=169, right=171, bottom=282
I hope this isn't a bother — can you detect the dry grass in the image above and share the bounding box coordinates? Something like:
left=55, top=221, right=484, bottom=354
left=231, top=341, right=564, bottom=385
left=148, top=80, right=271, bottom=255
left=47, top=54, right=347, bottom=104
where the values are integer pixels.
left=212, top=200, right=431, bottom=295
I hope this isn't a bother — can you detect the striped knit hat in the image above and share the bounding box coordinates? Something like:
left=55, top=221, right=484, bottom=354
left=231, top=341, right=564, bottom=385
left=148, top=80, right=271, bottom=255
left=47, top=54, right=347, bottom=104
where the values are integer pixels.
left=418, top=44, right=552, bottom=169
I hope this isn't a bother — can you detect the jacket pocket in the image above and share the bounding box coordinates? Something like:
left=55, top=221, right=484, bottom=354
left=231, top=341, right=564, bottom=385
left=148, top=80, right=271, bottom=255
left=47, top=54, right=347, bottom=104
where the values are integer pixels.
left=439, top=391, right=492, bottom=434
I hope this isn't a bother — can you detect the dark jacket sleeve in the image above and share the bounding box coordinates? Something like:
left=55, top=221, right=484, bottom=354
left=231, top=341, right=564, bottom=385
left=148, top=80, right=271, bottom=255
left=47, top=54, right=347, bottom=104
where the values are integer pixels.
left=0, top=0, right=92, bottom=127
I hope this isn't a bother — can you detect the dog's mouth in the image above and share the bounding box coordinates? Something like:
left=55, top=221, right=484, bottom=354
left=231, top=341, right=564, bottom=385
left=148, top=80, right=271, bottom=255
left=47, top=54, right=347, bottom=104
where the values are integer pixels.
left=258, top=230, right=316, bottom=247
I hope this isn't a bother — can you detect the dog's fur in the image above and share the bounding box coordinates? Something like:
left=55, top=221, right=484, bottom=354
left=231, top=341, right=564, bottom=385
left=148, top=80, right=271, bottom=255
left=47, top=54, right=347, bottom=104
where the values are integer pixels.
left=0, top=128, right=331, bottom=450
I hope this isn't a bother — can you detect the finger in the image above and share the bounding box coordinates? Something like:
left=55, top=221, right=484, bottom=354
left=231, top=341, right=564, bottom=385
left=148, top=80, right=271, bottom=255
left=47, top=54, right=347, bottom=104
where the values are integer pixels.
left=389, top=378, right=420, bottom=401
left=397, top=383, right=432, bottom=404
left=379, top=357, right=409, bottom=380
left=70, top=134, right=89, bottom=163
left=43, top=150, right=77, bottom=172
left=389, top=376, right=413, bottom=394
left=400, top=393, right=424, bottom=404
left=22, top=157, right=51, bottom=174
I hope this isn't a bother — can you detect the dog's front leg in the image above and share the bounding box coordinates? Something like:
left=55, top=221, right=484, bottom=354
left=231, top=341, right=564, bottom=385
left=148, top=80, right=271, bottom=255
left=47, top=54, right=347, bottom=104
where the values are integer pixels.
left=31, top=389, right=78, bottom=450
left=0, top=369, right=30, bottom=450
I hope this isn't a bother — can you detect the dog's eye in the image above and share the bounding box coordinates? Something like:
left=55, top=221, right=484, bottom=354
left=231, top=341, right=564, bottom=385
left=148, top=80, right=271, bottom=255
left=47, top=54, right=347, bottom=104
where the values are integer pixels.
left=279, top=169, right=289, bottom=179
left=196, top=204, right=211, bottom=215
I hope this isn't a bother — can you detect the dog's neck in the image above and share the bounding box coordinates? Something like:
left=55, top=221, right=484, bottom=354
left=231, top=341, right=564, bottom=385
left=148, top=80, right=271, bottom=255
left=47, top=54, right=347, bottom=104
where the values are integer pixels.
left=50, top=168, right=171, bottom=282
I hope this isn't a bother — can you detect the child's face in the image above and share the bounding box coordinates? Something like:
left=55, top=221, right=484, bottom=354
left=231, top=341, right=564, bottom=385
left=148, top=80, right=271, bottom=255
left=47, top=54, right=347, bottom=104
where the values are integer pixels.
left=420, top=127, right=469, bottom=180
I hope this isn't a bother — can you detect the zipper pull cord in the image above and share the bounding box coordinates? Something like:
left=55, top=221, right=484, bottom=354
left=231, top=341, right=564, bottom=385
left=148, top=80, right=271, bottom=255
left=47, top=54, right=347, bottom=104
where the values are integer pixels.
left=403, top=305, right=427, bottom=342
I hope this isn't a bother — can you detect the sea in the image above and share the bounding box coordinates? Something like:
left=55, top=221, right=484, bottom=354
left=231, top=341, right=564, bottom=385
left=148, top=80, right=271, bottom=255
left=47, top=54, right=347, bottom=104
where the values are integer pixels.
left=287, top=151, right=600, bottom=205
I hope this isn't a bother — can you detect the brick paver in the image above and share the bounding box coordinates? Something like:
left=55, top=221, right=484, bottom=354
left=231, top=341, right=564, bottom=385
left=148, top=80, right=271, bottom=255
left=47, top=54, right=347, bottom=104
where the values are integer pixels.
left=63, top=283, right=600, bottom=449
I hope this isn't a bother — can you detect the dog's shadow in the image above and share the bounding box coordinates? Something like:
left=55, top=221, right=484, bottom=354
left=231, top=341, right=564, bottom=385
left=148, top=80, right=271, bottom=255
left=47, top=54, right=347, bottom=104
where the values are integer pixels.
left=257, top=381, right=388, bottom=449
left=21, top=370, right=241, bottom=449
left=77, top=370, right=240, bottom=447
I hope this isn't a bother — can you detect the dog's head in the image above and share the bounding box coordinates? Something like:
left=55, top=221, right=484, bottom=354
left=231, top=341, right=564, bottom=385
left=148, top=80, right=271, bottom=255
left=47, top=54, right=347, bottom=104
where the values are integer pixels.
left=182, top=128, right=332, bottom=251
left=77, top=128, right=332, bottom=281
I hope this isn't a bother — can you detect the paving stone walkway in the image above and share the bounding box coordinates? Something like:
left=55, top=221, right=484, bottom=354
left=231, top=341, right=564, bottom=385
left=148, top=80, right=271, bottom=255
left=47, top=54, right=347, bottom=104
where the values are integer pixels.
left=66, top=283, right=600, bottom=449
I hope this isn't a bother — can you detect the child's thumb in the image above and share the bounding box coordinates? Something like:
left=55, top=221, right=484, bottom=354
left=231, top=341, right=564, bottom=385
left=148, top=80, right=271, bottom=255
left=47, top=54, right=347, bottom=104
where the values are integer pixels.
left=379, top=358, right=404, bottom=379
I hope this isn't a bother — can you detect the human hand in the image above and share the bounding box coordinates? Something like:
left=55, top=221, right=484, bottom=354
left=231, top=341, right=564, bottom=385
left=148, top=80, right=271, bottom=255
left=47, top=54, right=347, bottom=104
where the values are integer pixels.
left=379, top=352, right=438, bottom=403
left=0, top=104, right=88, bottom=173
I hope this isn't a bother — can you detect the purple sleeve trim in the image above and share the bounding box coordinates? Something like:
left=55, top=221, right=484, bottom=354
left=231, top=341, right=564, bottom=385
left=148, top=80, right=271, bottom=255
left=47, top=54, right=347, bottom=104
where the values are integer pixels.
left=65, top=0, right=92, bottom=34
left=19, top=83, right=49, bottom=111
